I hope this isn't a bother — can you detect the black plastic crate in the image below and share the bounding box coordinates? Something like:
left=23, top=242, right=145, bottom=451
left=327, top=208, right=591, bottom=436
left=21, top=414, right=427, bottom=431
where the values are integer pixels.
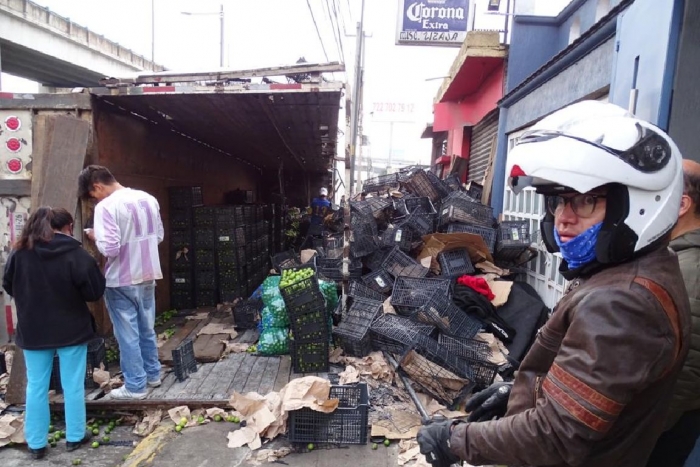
left=216, top=226, right=246, bottom=247
left=390, top=277, right=451, bottom=314
left=333, top=298, right=383, bottom=357
left=348, top=281, right=386, bottom=302
left=413, top=292, right=482, bottom=339
left=194, top=228, right=216, bottom=248
left=466, top=181, right=483, bottom=202
left=168, top=186, right=204, bottom=208
left=381, top=224, right=414, bottom=252
left=194, top=207, right=216, bottom=225
left=370, top=314, right=436, bottom=355
left=426, top=170, right=451, bottom=200
left=171, top=245, right=194, bottom=270
left=495, top=220, right=531, bottom=262
left=350, top=198, right=393, bottom=220
left=170, top=209, right=193, bottom=230
left=445, top=223, right=497, bottom=253
left=438, top=334, right=499, bottom=388
left=288, top=383, right=369, bottom=445
left=234, top=298, right=262, bottom=329
left=170, top=288, right=194, bottom=309
left=171, top=271, right=193, bottom=290
left=439, top=192, right=494, bottom=227
left=217, top=248, right=240, bottom=267
left=195, top=288, right=217, bottom=307
left=443, top=174, right=463, bottom=192
left=221, top=286, right=247, bottom=304
left=362, top=173, right=399, bottom=193
left=49, top=338, right=107, bottom=392
left=324, top=234, right=345, bottom=259
left=289, top=304, right=329, bottom=342
left=172, top=339, right=198, bottom=382
left=317, top=257, right=363, bottom=281
left=406, top=170, right=442, bottom=202
left=279, top=265, right=325, bottom=312
left=381, top=247, right=429, bottom=279
left=438, top=249, right=475, bottom=276
left=218, top=267, right=244, bottom=289
left=399, top=347, right=473, bottom=407
left=403, top=211, right=435, bottom=237
left=194, top=248, right=216, bottom=270
left=364, top=247, right=393, bottom=272
left=411, top=333, right=473, bottom=380
left=350, top=212, right=379, bottom=258
left=195, top=269, right=217, bottom=290
left=361, top=269, right=394, bottom=295
left=169, top=229, right=193, bottom=249
left=404, top=197, right=437, bottom=215
left=273, top=251, right=301, bottom=271
left=291, top=340, right=330, bottom=374
left=216, top=206, right=245, bottom=226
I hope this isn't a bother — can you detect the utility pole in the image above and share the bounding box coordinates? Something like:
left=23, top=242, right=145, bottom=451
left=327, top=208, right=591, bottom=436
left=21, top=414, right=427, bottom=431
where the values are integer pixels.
left=219, top=4, right=225, bottom=68
left=348, top=0, right=366, bottom=196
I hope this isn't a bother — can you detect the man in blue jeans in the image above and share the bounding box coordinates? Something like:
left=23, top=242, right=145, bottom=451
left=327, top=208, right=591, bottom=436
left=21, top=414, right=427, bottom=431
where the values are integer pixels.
left=79, top=165, right=164, bottom=400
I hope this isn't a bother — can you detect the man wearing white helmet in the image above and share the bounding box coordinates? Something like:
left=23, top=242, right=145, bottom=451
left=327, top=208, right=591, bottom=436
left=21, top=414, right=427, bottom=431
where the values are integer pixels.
left=310, top=187, right=331, bottom=226
left=417, top=101, right=691, bottom=467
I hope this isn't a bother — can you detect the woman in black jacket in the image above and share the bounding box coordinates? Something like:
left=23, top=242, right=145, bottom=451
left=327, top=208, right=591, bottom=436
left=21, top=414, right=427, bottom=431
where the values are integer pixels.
left=3, top=207, right=105, bottom=459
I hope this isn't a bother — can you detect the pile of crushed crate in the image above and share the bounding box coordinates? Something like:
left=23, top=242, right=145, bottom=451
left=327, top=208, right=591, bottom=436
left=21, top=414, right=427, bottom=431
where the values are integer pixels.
left=329, top=166, right=533, bottom=407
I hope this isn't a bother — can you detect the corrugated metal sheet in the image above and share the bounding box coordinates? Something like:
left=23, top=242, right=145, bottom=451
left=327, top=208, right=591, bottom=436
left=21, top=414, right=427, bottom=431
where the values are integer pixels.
left=468, top=110, right=499, bottom=183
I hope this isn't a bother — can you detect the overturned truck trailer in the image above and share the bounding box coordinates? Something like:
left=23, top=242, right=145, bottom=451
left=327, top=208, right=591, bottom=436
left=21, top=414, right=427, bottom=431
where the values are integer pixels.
left=0, top=62, right=345, bottom=335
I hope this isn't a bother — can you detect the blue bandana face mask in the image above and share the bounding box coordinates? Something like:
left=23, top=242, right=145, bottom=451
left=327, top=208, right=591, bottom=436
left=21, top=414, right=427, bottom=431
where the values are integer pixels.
left=554, top=222, right=603, bottom=269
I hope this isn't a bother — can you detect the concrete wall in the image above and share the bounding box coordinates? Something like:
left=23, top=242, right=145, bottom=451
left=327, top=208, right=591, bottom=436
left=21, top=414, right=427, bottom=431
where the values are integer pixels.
left=93, top=102, right=261, bottom=311
left=668, top=0, right=700, bottom=161
left=506, top=37, right=614, bottom=132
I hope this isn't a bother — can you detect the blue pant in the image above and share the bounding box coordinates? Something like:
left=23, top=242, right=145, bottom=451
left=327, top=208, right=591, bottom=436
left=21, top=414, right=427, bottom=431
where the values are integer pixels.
left=104, top=282, right=161, bottom=392
left=24, top=345, right=87, bottom=449
left=686, top=437, right=700, bottom=467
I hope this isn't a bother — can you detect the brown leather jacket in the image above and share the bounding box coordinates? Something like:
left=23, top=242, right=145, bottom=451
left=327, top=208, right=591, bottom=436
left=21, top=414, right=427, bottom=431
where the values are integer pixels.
left=450, top=247, right=691, bottom=467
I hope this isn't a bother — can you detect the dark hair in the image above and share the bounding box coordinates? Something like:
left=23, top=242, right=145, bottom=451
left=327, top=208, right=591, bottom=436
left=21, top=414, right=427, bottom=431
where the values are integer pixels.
left=78, top=165, right=117, bottom=200
left=683, top=170, right=700, bottom=216
left=15, top=207, right=74, bottom=250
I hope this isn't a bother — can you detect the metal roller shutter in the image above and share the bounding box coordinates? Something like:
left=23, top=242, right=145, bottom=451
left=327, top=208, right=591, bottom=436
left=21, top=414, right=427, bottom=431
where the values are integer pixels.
left=468, top=110, right=499, bottom=184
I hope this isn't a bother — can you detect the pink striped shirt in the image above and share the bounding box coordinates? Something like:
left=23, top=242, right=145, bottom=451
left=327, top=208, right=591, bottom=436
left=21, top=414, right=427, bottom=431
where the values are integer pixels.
left=94, top=188, right=164, bottom=287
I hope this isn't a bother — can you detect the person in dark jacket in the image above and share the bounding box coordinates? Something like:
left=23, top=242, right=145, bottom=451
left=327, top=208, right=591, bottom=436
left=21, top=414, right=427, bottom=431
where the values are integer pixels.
left=3, top=207, right=105, bottom=459
left=417, top=101, right=691, bottom=467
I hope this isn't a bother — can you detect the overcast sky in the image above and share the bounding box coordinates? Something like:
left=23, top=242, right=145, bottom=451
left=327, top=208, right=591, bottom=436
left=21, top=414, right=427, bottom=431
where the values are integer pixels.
left=1, top=0, right=570, bottom=168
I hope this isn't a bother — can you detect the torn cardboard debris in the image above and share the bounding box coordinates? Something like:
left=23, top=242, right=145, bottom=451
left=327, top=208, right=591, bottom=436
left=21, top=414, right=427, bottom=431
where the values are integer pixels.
left=197, top=323, right=238, bottom=339
left=339, top=365, right=360, bottom=385
left=0, top=413, right=25, bottom=446
left=133, top=409, right=163, bottom=437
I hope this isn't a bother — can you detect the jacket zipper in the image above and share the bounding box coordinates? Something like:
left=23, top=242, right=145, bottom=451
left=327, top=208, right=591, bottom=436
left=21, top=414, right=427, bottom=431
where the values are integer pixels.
left=534, top=375, right=543, bottom=405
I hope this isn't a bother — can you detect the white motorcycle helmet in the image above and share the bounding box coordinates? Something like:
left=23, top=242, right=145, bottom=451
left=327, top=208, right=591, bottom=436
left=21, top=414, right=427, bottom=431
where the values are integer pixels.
left=507, top=100, right=683, bottom=265
left=320, top=187, right=328, bottom=197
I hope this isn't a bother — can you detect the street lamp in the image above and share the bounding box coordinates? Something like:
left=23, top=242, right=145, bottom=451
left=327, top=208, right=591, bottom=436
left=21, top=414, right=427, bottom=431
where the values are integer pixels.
left=181, top=4, right=225, bottom=68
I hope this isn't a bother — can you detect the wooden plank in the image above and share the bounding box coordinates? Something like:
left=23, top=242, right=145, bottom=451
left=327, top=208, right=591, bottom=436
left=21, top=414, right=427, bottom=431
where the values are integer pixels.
left=241, top=357, right=268, bottom=394
left=166, top=360, right=216, bottom=399
left=157, top=320, right=201, bottom=364
left=273, top=356, right=292, bottom=392
left=235, top=329, right=260, bottom=344
left=193, top=333, right=227, bottom=363
left=32, top=115, right=90, bottom=213
left=85, top=388, right=103, bottom=401
left=199, top=353, right=246, bottom=400
left=226, top=353, right=257, bottom=396
left=148, top=372, right=179, bottom=399
left=257, top=356, right=280, bottom=395
left=6, top=346, right=26, bottom=405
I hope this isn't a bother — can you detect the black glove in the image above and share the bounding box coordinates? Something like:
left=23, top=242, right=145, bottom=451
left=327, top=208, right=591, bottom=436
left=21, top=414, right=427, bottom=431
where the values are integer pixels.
left=417, top=419, right=462, bottom=467
left=465, top=381, right=513, bottom=422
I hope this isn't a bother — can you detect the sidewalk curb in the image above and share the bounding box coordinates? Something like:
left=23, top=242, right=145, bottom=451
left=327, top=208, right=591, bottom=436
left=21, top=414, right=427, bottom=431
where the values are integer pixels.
left=120, top=426, right=173, bottom=467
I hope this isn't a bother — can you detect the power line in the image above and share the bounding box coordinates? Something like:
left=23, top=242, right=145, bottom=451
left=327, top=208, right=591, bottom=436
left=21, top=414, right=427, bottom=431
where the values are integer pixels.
left=321, top=0, right=342, bottom=61
left=346, top=0, right=354, bottom=23
left=331, top=0, right=346, bottom=64
left=306, top=0, right=329, bottom=62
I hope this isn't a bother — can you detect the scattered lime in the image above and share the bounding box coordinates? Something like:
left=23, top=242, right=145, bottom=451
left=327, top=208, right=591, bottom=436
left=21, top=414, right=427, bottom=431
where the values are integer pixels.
left=91, top=441, right=99, bottom=449
left=372, top=443, right=378, bottom=450
left=72, top=459, right=82, bottom=465
left=180, top=417, right=188, bottom=425
left=115, top=420, right=122, bottom=426
left=307, top=443, right=314, bottom=451
left=232, top=416, right=240, bottom=424
left=197, top=416, right=205, bottom=424
left=50, top=442, right=56, bottom=448
left=175, top=425, right=183, bottom=433
left=214, top=415, right=222, bottom=422
left=48, top=425, right=54, bottom=433
left=102, top=436, right=110, bottom=443
left=59, top=431, right=66, bottom=438
left=384, top=439, right=390, bottom=447
left=92, top=429, right=99, bottom=435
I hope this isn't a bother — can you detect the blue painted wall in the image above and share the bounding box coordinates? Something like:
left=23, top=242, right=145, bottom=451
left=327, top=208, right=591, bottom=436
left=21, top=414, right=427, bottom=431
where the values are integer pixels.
left=609, top=0, right=684, bottom=127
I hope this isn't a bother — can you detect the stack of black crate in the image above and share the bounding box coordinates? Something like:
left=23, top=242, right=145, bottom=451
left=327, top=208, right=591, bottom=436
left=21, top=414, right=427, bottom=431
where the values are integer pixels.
left=168, top=187, right=203, bottom=310
left=215, top=206, right=247, bottom=303
left=193, top=207, right=218, bottom=307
